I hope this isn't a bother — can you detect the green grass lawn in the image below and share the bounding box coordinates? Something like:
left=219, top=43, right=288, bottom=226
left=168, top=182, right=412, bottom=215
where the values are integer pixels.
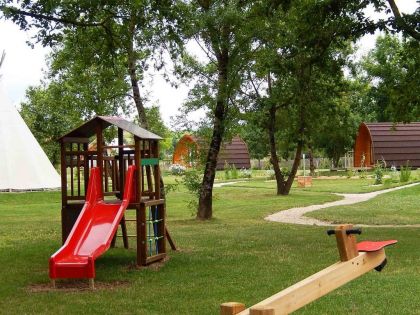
left=307, top=183, right=420, bottom=225
left=226, top=176, right=419, bottom=194
left=0, top=178, right=419, bottom=314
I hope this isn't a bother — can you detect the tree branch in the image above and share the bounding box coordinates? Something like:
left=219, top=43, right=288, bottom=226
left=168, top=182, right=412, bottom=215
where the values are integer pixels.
left=387, top=0, right=420, bottom=41
left=1, top=5, right=105, bottom=28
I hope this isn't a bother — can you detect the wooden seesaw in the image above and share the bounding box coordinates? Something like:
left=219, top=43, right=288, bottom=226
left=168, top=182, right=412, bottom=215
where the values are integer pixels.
left=220, top=224, right=397, bottom=315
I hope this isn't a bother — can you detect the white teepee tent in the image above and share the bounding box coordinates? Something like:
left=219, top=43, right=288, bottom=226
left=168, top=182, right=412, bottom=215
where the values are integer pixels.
left=0, top=83, right=61, bottom=191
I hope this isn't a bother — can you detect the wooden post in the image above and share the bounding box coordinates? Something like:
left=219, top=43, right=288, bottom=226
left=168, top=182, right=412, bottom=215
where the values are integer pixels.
left=121, top=216, right=129, bottom=249
left=135, top=137, right=142, bottom=202
left=157, top=204, right=166, bottom=255
left=118, top=128, right=124, bottom=198
left=96, top=121, right=104, bottom=193
left=165, top=227, right=177, bottom=251
left=152, top=140, right=165, bottom=254
left=334, top=224, right=359, bottom=262
left=220, top=302, right=246, bottom=315
left=60, top=141, right=67, bottom=244
left=137, top=204, right=147, bottom=266
left=83, top=142, right=89, bottom=195
left=89, top=278, right=95, bottom=290
left=153, top=140, right=160, bottom=199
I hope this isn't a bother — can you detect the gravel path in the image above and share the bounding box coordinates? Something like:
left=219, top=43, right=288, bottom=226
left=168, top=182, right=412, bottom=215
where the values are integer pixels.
left=265, top=182, right=420, bottom=227
left=214, top=181, right=245, bottom=188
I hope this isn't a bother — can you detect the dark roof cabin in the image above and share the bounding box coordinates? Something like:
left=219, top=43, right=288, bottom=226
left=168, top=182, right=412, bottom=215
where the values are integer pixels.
left=172, top=134, right=251, bottom=170
left=354, top=122, right=420, bottom=168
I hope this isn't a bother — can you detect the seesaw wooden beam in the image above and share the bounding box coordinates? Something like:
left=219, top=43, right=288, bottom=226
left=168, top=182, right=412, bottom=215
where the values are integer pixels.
left=221, top=248, right=386, bottom=315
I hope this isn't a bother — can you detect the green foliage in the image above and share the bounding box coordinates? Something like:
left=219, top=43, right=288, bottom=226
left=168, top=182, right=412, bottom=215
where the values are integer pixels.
left=137, top=105, right=172, bottom=158
left=181, top=169, right=202, bottom=214
left=19, top=67, right=131, bottom=165
left=358, top=34, right=420, bottom=122
left=224, top=161, right=230, bottom=180
left=400, top=163, right=411, bottom=183
left=222, top=163, right=242, bottom=180
left=230, top=164, right=238, bottom=180
left=346, top=169, right=356, bottom=179
left=373, top=162, right=384, bottom=185
left=266, top=169, right=275, bottom=180
left=239, top=168, right=252, bottom=179
left=241, top=111, right=269, bottom=161
left=169, top=164, right=186, bottom=176
left=280, top=167, right=291, bottom=179
left=141, top=105, right=170, bottom=139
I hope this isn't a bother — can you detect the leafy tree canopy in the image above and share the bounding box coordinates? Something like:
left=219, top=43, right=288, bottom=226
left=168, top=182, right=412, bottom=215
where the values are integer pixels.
left=358, top=34, right=420, bottom=122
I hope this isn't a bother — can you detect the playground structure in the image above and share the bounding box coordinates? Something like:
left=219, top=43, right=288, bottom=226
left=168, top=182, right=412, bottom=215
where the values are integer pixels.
left=172, top=134, right=251, bottom=170
left=221, top=224, right=397, bottom=315
left=50, top=116, right=175, bottom=288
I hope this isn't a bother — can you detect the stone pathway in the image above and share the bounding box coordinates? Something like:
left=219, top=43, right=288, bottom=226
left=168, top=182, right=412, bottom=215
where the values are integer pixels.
left=213, top=181, right=242, bottom=188
left=265, top=182, right=420, bottom=227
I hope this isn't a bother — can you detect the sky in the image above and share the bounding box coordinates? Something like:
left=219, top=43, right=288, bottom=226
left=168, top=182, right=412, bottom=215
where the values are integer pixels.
left=0, top=0, right=417, bottom=125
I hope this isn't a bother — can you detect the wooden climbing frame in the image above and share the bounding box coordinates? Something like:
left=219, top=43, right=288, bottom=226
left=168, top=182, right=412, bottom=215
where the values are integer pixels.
left=58, top=116, right=176, bottom=267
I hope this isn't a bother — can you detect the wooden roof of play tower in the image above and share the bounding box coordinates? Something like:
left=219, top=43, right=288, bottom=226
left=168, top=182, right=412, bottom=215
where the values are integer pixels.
left=354, top=122, right=420, bottom=168
left=59, top=116, right=162, bottom=140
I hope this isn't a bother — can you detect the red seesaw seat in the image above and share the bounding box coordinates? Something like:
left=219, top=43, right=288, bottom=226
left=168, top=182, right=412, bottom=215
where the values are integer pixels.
left=357, top=240, right=398, bottom=252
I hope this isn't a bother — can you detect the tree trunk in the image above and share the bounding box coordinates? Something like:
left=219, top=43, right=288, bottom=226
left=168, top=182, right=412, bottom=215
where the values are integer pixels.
left=196, top=120, right=224, bottom=219
left=197, top=55, right=228, bottom=220
left=282, top=140, right=303, bottom=194
left=268, top=102, right=286, bottom=195
left=127, top=13, right=148, bottom=128
left=266, top=73, right=286, bottom=195
left=308, top=147, right=315, bottom=176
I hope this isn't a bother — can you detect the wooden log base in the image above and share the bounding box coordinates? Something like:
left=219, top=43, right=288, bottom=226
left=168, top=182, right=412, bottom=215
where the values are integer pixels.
left=220, top=302, right=246, bottom=315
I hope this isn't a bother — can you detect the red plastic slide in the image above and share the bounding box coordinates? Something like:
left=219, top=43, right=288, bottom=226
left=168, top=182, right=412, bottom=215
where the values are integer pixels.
left=49, top=165, right=136, bottom=280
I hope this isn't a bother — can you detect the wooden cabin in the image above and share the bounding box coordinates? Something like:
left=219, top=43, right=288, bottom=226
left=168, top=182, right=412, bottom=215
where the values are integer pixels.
left=354, top=122, right=420, bottom=168
left=172, top=134, right=251, bottom=170
left=58, top=116, right=173, bottom=266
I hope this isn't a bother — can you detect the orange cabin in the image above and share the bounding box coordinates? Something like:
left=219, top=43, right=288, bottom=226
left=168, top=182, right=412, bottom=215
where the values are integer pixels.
left=172, top=134, right=251, bottom=170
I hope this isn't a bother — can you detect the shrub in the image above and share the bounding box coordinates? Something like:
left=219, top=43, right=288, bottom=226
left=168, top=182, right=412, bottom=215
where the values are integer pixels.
left=389, top=165, right=398, bottom=183
left=169, top=164, right=186, bottom=176
left=240, top=168, right=252, bottom=179
left=230, top=164, right=238, bottom=179
left=182, top=169, right=202, bottom=214
left=346, top=169, right=356, bottom=178
left=373, top=162, right=384, bottom=185
left=400, top=162, right=411, bottom=182
left=224, top=161, right=230, bottom=180
left=280, top=167, right=290, bottom=178
left=266, top=169, right=275, bottom=180
left=359, top=170, right=367, bottom=179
